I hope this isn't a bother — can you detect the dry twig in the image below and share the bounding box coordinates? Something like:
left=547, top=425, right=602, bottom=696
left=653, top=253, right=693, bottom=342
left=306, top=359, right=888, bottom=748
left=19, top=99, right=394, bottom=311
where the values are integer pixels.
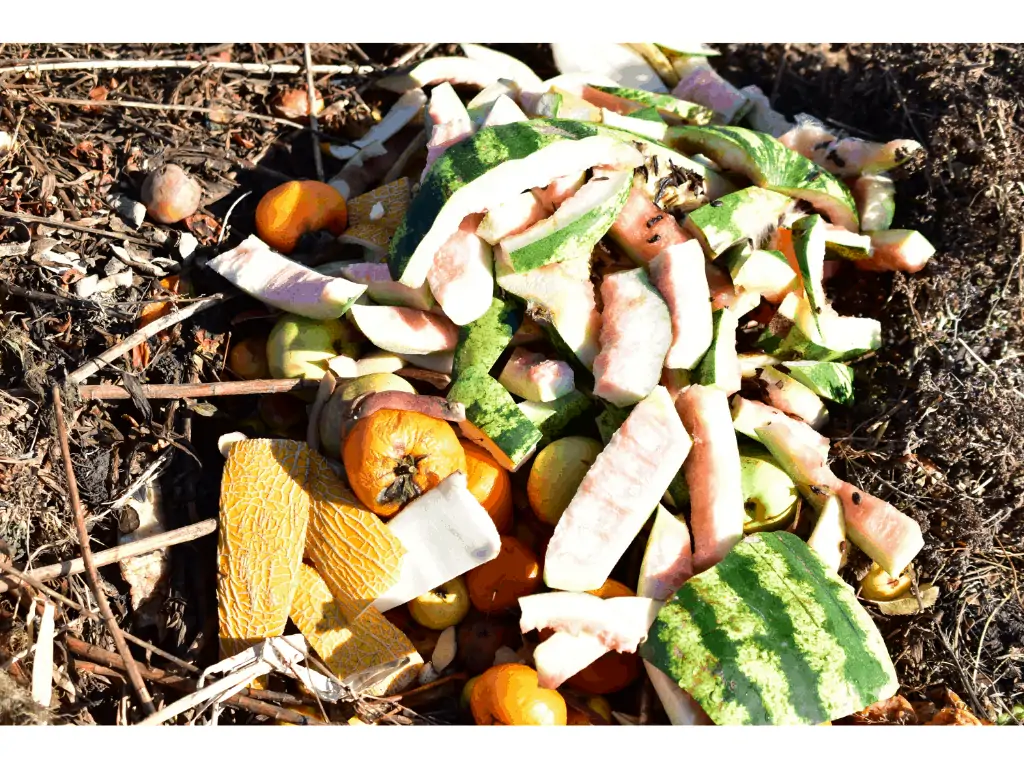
left=78, top=378, right=319, bottom=400
left=304, top=44, right=325, bottom=183
left=67, top=294, right=223, bottom=385
left=51, top=384, right=156, bottom=717
left=0, top=58, right=375, bottom=77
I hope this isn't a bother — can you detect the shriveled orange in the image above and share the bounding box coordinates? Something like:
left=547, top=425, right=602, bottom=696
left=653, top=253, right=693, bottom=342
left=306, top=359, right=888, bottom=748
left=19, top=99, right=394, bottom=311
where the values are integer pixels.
left=466, top=535, right=541, bottom=614
left=470, top=663, right=567, bottom=726
left=460, top=440, right=513, bottom=534
left=255, top=180, right=348, bottom=255
left=342, top=409, right=466, bottom=518
left=227, top=336, right=270, bottom=380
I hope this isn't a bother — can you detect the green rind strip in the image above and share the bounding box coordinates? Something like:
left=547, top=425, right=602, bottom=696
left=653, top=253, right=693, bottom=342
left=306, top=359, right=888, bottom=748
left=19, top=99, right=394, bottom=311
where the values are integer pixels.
left=779, top=361, right=855, bottom=406
left=791, top=214, right=828, bottom=338
left=504, top=170, right=633, bottom=273
left=696, top=307, right=739, bottom=390
left=640, top=531, right=898, bottom=726
left=684, top=187, right=793, bottom=258
left=591, top=84, right=715, bottom=124
left=518, top=389, right=594, bottom=448
left=447, top=365, right=543, bottom=470
left=664, top=124, right=859, bottom=231
left=452, top=296, right=523, bottom=381
left=389, top=119, right=637, bottom=288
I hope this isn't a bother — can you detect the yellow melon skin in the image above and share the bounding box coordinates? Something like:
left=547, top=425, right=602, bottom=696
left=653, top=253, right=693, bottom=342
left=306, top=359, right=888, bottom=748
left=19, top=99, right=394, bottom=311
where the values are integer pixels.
left=304, top=451, right=406, bottom=625
left=217, top=439, right=311, bottom=661
left=289, top=564, right=422, bottom=697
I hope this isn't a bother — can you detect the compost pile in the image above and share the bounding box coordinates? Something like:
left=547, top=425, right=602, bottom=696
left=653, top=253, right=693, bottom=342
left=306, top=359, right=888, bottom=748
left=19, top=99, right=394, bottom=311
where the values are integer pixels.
left=0, top=43, right=1021, bottom=727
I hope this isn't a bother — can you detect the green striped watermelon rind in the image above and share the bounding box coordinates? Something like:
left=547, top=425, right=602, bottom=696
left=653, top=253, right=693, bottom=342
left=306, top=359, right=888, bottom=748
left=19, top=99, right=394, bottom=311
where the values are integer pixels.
left=779, top=361, right=855, bottom=406
left=518, top=389, right=595, bottom=448
left=389, top=119, right=642, bottom=288
left=664, top=124, right=860, bottom=231
left=451, top=295, right=523, bottom=381
left=639, top=531, right=899, bottom=726
left=504, top=170, right=633, bottom=273
left=590, top=85, right=715, bottom=125
left=447, top=364, right=544, bottom=471
left=683, top=187, right=793, bottom=258
left=790, top=213, right=829, bottom=339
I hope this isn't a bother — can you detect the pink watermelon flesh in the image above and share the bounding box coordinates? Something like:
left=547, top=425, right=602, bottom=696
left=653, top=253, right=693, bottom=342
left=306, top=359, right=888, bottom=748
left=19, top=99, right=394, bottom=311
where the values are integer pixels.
left=498, top=347, right=575, bottom=402
left=580, top=85, right=643, bottom=115
left=477, top=191, right=554, bottom=244
left=422, top=83, right=475, bottom=179
left=706, top=261, right=738, bottom=312
left=856, top=231, right=935, bottom=274
left=637, top=508, right=694, bottom=601
left=607, top=183, right=691, bottom=265
left=756, top=419, right=924, bottom=577
left=426, top=213, right=494, bottom=326
left=533, top=631, right=613, bottom=690
left=592, top=269, right=673, bottom=407
left=532, top=173, right=586, bottom=210
left=648, top=241, right=714, bottom=371
left=517, top=592, right=660, bottom=654
left=341, top=262, right=435, bottom=311
left=544, top=386, right=692, bottom=592
left=671, top=67, right=749, bottom=124
left=676, top=384, right=746, bottom=574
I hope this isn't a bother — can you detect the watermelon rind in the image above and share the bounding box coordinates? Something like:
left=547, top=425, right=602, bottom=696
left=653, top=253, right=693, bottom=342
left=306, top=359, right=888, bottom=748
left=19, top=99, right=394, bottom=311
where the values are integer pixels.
left=494, top=244, right=602, bottom=370
left=600, top=108, right=670, bottom=142
left=451, top=295, right=523, bottom=381
left=683, top=187, right=794, bottom=259
left=723, top=244, right=798, bottom=303
left=790, top=214, right=829, bottom=338
left=590, top=84, right=714, bottom=124
left=388, top=119, right=643, bottom=289
left=757, top=365, right=829, bottom=430
left=592, top=267, right=674, bottom=407
left=448, top=365, right=543, bottom=472
left=779, top=361, right=855, bottom=406
left=518, top=389, right=594, bottom=448
left=851, top=173, right=896, bottom=232
left=807, top=492, right=847, bottom=573
left=639, top=531, right=899, bottom=726
left=695, top=307, right=741, bottom=395
left=501, top=169, right=633, bottom=273
left=665, top=124, right=860, bottom=231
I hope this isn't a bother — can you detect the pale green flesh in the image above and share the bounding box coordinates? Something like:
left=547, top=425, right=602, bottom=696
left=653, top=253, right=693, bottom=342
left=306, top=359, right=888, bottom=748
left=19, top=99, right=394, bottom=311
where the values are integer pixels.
left=790, top=214, right=829, bottom=339
left=758, top=366, right=829, bottom=429
left=807, top=493, right=847, bottom=573
left=696, top=307, right=740, bottom=393
left=600, top=108, right=670, bottom=142
left=725, top=245, right=798, bottom=301
left=740, top=445, right=800, bottom=534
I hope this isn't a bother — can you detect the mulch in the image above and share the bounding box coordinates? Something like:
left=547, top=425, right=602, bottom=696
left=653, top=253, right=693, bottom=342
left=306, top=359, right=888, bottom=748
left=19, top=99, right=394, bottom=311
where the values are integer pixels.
left=1, top=42, right=1022, bottom=725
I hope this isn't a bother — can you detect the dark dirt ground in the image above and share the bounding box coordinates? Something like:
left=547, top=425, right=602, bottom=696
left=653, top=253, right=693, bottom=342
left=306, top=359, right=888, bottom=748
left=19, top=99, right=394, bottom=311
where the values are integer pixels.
left=0, top=42, right=1022, bottom=725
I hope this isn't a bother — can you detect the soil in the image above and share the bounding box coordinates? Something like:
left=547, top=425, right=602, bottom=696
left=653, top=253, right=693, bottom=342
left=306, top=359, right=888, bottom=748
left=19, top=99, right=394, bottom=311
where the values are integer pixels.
left=1, top=42, right=1022, bottom=725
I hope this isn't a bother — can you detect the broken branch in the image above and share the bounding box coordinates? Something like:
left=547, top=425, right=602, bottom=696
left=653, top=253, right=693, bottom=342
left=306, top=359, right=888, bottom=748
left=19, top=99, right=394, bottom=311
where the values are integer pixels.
left=78, top=378, right=320, bottom=400
left=67, top=295, right=224, bottom=385
left=52, top=384, right=156, bottom=717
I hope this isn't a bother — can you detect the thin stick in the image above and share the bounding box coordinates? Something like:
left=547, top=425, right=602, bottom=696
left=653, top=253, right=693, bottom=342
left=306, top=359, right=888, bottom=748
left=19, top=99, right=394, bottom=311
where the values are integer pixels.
left=0, top=560, right=196, bottom=674
left=0, top=58, right=375, bottom=77
left=67, top=294, right=223, bottom=385
left=24, top=519, right=216, bottom=586
left=391, top=43, right=438, bottom=69
left=0, top=210, right=154, bottom=247
left=52, top=384, right=156, bottom=717
left=383, top=129, right=427, bottom=184
left=78, top=377, right=319, bottom=401
left=68, top=642, right=325, bottom=725
left=304, top=44, right=325, bottom=183
left=34, top=96, right=319, bottom=134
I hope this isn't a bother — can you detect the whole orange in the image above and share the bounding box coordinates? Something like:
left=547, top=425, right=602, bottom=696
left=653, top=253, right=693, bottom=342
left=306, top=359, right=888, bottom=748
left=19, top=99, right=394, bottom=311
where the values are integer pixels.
left=255, top=180, right=348, bottom=254
left=466, top=535, right=541, bottom=613
left=470, top=664, right=567, bottom=726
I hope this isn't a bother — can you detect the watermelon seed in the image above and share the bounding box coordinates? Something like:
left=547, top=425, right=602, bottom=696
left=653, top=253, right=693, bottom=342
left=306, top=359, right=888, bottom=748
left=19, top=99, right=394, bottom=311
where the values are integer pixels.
left=852, top=492, right=862, bottom=505
left=710, top=200, right=724, bottom=208
left=646, top=215, right=664, bottom=228
left=647, top=234, right=661, bottom=244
